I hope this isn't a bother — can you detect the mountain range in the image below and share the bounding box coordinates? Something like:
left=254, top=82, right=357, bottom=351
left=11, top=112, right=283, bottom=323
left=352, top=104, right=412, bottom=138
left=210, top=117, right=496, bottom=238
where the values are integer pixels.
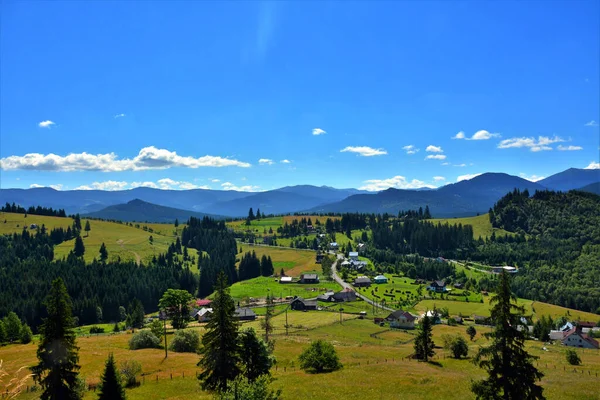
left=1, top=167, right=598, bottom=221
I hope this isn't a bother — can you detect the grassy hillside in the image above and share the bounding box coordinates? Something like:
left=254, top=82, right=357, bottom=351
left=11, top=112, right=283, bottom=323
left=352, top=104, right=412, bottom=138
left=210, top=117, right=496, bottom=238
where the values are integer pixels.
left=430, top=213, right=513, bottom=239
left=237, top=245, right=319, bottom=276
left=0, top=212, right=186, bottom=265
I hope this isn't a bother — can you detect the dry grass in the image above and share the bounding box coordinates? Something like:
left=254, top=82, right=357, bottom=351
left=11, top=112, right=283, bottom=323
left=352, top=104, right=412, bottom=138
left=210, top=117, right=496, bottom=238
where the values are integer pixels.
left=237, top=245, right=318, bottom=276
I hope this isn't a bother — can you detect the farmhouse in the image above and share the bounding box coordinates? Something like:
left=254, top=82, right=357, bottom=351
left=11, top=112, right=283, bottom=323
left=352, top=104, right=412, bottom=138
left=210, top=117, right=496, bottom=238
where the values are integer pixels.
left=329, top=242, right=339, bottom=250
left=290, top=297, right=318, bottom=311
left=341, top=261, right=351, bottom=268
left=424, top=310, right=442, bottom=324
left=386, top=310, right=416, bottom=329
left=234, top=307, right=257, bottom=321
left=193, top=307, right=213, bottom=322
left=373, top=275, right=388, bottom=284
left=349, top=251, right=359, bottom=261
left=299, top=273, right=319, bottom=284
left=196, top=299, right=212, bottom=307
left=428, top=280, right=447, bottom=293
left=317, top=291, right=335, bottom=301
left=562, top=326, right=599, bottom=349
left=332, top=289, right=357, bottom=302
left=349, top=260, right=368, bottom=270
left=492, top=266, right=518, bottom=274
left=354, top=276, right=372, bottom=288
left=279, top=276, right=293, bottom=284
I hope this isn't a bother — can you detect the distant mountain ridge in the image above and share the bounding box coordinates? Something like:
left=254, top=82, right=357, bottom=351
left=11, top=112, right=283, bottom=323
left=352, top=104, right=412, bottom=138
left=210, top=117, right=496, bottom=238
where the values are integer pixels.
left=83, top=199, right=223, bottom=223
left=538, top=168, right=599, bottom=191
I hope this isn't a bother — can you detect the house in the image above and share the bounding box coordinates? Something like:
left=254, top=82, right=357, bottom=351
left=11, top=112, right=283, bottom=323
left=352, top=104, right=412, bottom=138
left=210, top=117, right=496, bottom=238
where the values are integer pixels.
left=290, top=297, right=318, bottom=311
left=279, top=276, right=293, bottom=284
left=562, top=326, right=599, bottom=349
left=329, top=242, right=338, bottom=250
left=424, top=310, right=441, bottom=324
left=299, top=274, right=319, bottom=284
left=492, top=266, right=518, bottom=274
left=357, top=243, right=366, bottom=253
left=29, top=223, right=38, bottom=229
left=453, top=283, right=464, bottom=289
left=332, top=289, right=357, bottom=302
left=577, top=321, right=596, bottom=329
left=386, top=310, right=416, bottom=329
left=234, top=308, right=257, bottom=321
left=354, top=276, right=372, bottom=288
left=196, top=299, right=212, bottom=308
left=349, top=260, right=367, bottom=270
left=452, top=316, right=464, bottom=325
left=317, top=291, right=335, bottom=301
left=549, top=330, right=566, bottom=341
left=193, top=307, right=213, bottom=322
left=315, top=253, right=324, bottom=264
left=474, top=315, right=490, bottom=325
left=349, top=251, right=359, bottom=261
left=428, top=280, right=447, bottom=293
left=373, top=275, right=388, bottom=284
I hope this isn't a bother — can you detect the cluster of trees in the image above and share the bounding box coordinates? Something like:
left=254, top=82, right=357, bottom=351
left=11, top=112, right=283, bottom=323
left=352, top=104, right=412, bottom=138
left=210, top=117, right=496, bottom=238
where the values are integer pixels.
left=277, top=217, right=315, bottom=237
left=1, top=202, right=67, bottom=217
left=0, top=229, right=197, bottom=329
left=0, top=311, right=33, bottom=344
left=398, top=205, right=431, bottom=220
left=245, top=207, right=266, bottom=225
left=238, top=251, right=274, bottom=280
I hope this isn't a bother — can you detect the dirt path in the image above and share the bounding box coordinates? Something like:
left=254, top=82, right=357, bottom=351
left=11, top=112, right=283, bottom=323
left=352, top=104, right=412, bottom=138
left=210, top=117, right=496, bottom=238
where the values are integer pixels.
left=116, top=239, right=141, bottom=266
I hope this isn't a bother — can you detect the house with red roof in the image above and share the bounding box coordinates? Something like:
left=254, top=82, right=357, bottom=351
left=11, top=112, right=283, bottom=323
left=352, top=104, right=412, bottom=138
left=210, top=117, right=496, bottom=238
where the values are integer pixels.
left=562, top=326, right=599, bottom=349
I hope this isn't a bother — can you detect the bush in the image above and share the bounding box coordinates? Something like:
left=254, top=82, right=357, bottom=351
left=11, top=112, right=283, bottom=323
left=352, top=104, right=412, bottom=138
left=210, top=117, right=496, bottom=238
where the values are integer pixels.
left=217, top=375, right=281, bottom=400
left=169, top=329, right=200, bottom=353
left=20, top=323, right=33, bottom=344
left=128, top=330, right=161, bottom=350
left=449, top=336, right=469, bottom=359
left=298, top=340, right=342, bottom=373
left=565, top=349, right=581, bottom=365
left=150, top=319, right=164, bottom=340
left=89, top=326, right=105, bottom=334
left=120, top=360, right=142, bottom=387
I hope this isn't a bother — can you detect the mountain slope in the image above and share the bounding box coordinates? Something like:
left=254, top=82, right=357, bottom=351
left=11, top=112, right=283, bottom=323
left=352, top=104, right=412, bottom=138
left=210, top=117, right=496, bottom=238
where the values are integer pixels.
left=84, top=199, right=222, bottom=222
left=538, top=168, right=600, bottom=191
left=309, top=173, right=547, bottom=217
left=577, top=182, right=600, bottom=195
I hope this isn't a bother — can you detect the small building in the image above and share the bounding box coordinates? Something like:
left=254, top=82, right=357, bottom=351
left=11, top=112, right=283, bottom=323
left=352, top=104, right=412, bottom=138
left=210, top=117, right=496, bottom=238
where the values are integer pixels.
left=299, top=273, right=319, bottom=284
left=549, top=330, right=565, bottom=341
left=329, top=242, right=339, bottom=250
left=196, top=299, right=212, bottom=308
left=428, top=280, right=447, bottom=293
left=453, top=283, right=464, bottom=289
left=235, top=307, right=257, bottom=321
left=354, top=276, right=372, bottom=288
left=373, top=275, right=388, bottom=284
left=332, top=289, right=357, bottom=302
left=349, top=251, right=359, bottom=261
left=452, top=316, right=464, bottom=325
left=424, top=310, right=441, bottom=324
left=492, top=266, right=518, bottom=274
left=386, top=310, right=416, bottom=329
left=317, top=291, right=335, bottom=301
left=315, top=253, right=324, bottom=264
left=357, top=243, right=366, bottom=253
left=577, top=321, right=597, bottom=329
left=290, top=297, right=318, bottom=311
left=349, top=260, right=367, bottom=270
left=279, top=276, right=293, bottom=284
left=474, top=315, right=490, bottom=325
left=562, top=326, right=599, bottom=349
left=194, top=307, right=213, bottom=322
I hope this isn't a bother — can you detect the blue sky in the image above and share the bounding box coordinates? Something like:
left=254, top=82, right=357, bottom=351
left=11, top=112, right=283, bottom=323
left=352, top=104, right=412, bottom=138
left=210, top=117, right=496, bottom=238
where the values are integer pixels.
left=1, top=0, right=598, bottom=192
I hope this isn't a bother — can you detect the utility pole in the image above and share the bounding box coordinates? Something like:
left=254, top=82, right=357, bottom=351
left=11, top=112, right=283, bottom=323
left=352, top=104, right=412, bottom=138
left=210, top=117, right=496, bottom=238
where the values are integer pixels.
left=159, top=310, right=168, bottom=358
left=285, top=307, right=289, bottom=336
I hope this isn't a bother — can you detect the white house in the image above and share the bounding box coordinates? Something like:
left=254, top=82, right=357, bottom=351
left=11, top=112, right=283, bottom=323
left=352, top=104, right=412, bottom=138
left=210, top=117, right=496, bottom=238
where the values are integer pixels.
left=329, top=242, right=339, bottom=250
left=562, top=326, right=599, bottom=349
left=194, top=307, right=213, bottom=322
left=349, top=251, right=359, bottom=261
left=279, top=276, right=293, bottom=284
left=386, top=310, right=416, bottom=329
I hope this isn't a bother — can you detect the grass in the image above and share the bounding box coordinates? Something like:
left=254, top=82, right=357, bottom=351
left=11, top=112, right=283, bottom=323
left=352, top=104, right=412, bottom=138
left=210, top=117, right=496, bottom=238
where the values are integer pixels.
left=225, top=276, right=341, bottom=302
left=3, top=319, right=600, bottom=400
left=237, top=244, right=319, bottom=276
left=430, top=213, right=514, bottom=239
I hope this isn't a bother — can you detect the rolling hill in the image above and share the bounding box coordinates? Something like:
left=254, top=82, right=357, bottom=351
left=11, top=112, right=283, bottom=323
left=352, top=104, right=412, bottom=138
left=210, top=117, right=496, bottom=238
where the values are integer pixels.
left=577, top=181, right=600, bottom=195
left=538, top=168, right=600, bottom=191
left=83, top=199, right=223, bottom=222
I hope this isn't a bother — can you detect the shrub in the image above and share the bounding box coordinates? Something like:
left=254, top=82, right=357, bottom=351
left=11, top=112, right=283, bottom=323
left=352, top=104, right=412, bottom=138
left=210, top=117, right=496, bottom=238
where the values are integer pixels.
left=466, top=326, right=477, bottom=341
left=565, top=349, right=581, bottom=365
left=20, top=323, right=33, bottom=344
left=89, top=326, right=105, bottom=334
left=169, top=329, right=200, bottom=353
left=150, top=319, right=164, bottom=340
left=128, top=330, right=160, bottom=350
left=120, top=360, right=142, bottom=387
left=449, top=336, right=469, bottom=359
left=298, top=340, right=342, bottom=373
left=217, top=375, right=281, bottom=400
left=113, top=323, right=121, bottom=333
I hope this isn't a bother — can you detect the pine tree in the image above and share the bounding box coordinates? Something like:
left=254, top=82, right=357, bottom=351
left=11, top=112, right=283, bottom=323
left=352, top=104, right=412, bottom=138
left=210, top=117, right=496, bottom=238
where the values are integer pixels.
left=174, top=218, right=179, bottom=234
left=73, top=236, right=85, bottom=257
left=97, top=353, right=126, bottom=400
left=471, top=271, right=545, bottom=400
left=238, top=328, right=274, bottom=382
left=99, top=242, right=108, bottom=262
left=198, top=272, right=241, bottom=391
left=248, top=208, right=255, bottom=221
left=414, top=313, right=435, bottom=361
left=256, top=208, right=261, bottom=220
left=84, top=220, right=91, bottom=237
left=31, top=278, right=81, bottom=400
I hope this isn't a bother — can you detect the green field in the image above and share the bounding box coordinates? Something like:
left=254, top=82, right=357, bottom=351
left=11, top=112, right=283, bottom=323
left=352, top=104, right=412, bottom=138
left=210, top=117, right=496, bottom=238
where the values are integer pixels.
left=0, top=212, right=188, bottom=265
left=237, top=244, right=320, bottom=276
left=430, top=213, right=514, bottom=239
left=225, top=276, right=341, bottom=302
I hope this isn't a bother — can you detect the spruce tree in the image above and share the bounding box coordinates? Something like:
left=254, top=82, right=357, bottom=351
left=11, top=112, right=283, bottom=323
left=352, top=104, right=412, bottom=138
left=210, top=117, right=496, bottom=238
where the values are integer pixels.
left=414, top=313, right=435, bottom=361
left=238, top=328, right=274, bottom=382
left=471, top=271, right=545, bottom=400
left=99, top=242, right=108, bottom=262
left=84, top=220, right=91, bottom=237
left=73, top=236, right=85, bottom=257
left=31, top=278, right=81, bottom=400
left=98, top=353, right=126, bottom=400
left=198, top=272, right=241, bottom=391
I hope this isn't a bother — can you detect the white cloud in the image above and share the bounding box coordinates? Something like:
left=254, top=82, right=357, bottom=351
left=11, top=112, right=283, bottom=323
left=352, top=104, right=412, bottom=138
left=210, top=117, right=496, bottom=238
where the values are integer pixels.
left=221, top=182, right=261, bottom=192
left=454, top=163, right=467, bottom=167
left=114, top=113, right=126, bottom=119
left=519, top=173, right=545, bottom=182
left=433, top=176, right=446, bottom=181
left=584, top=120, right=598, bottom=127
left=38, top=120, right=55, bottom=128
left=557, top=145, right=583, bottom=151
left=74, top=180, right=128, bottom=191
left=0, top=146, right=251, bottom=172
left=452, top=131, right=465, bottom=139
left=497, top=136, right=564, bottom=152
left=259, top=158, right=274, bottom=165
left=340, top=146, right=387, bottom=157
left=402, top=145, right=419, bottom=155
left=50, top=184, right=64, bottom=190
left=211, top=179, right=221, bottom=182
left=280, top=159, right=291, bottom=164
left=584, top=161, right=600, bottom=170
left=426, top=145, right=443, bottom=153
left=456, top=173, right=482, bottom=182
left=29, top=184, right=44, bottom=188
left=130, top=181, right=159, bottom=189
left=155, top=178, right=209, bottom=190
left=441, top=162, right=450, bottom=166
left=28, top=183, right=64, bottom=190
left=312, top=128, right=326, bottom=135
left=359, top=175, right=437, bottom=191
left=425, top=154, right=447, bottom=160
left=470, top=130, right=500, bottom=140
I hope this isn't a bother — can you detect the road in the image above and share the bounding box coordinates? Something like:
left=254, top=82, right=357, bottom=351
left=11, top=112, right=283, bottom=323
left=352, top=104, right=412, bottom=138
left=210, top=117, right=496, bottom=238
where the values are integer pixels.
left=330, top=253, right=395, bottom=312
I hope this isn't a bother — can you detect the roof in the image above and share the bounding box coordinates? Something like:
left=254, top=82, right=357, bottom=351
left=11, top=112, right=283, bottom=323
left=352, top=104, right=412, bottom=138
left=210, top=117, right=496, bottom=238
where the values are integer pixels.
left=355, top=276, right=372, bottom=283
left=195, top=307, right=213, bottom=317
left=301, top=273, right=318, bottom=280
left=235, top=308, right=256, bottom=318
left=279, top=276, right=293, bottom=282
left=341, top=261, right=351, bottom=266
left=563, top=327, right=599, bottom=348
left=317, top=291, right=335, bottom=301
left=349, top=252, right=359, bottom=257
left=374, top=275, right=387, bottom=280
left=387, top=310, right=415, bottom=321
left=357, top=243, right=366, bottom=248
left=578, top=321, right=596, bottom=328
left=332, top=291, right=356, bottom=301
left=196, top=299, right=212, bottom=307
left=291, top=297, right=318, bottom=307
left=330, top=242, right=338, bottom=246
left=431, top=280, right=446, bottom=287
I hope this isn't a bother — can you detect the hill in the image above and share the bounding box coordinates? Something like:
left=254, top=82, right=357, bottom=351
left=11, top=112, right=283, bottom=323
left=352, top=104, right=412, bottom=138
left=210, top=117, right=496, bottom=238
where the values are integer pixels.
left=538, top=168, right=600, bottom=191
left=310, top=173, right=547, bottom=217
left=429, top=213, right=513, bottom=239
left=83, top=199, right=222, bottom=223
left=577, top=182, right=600, bottom=195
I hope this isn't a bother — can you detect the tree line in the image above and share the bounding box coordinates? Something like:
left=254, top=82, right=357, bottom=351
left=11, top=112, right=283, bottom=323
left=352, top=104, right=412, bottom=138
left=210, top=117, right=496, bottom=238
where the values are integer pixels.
left=2, top=202, right=67, bottom=217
